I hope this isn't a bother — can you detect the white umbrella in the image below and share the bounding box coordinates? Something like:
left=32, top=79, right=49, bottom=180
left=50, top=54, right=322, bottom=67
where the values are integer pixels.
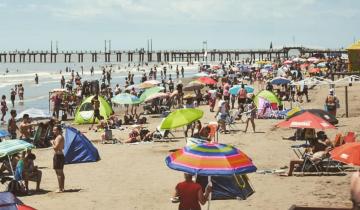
left=16, top=108, right=51, bottom=121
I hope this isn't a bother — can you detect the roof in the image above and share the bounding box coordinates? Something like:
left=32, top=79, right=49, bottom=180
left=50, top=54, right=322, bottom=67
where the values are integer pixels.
left=347, top=40, right=360, bottom=50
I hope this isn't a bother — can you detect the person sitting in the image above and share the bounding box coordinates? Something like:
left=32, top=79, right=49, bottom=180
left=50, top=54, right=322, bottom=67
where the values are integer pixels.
left=284, top=140, right=331, bottom=176
left=23, top=150, right=42, bottom=192
left=172, top=173, right=212, bottom=210
left=125, top=125, right=141, bottom=143
left=0, top=154, right=19, bottom=175
left=123, top=114, right=135, bottom=125
left=107, top=114, right=122, bottom=129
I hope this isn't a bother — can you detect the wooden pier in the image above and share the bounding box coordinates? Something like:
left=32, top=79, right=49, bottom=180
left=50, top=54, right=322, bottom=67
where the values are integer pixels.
left=0, top=47, right=347, bottom=64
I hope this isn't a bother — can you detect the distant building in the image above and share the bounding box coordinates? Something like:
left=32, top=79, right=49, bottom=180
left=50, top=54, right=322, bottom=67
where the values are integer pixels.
left=347, top=40, right=360, bottom=72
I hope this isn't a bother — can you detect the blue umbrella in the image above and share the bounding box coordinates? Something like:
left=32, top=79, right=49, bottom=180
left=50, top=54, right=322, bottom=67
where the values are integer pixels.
left=0, top=130, right=10, bottom=138
left=270, top=77, right=291, bottom=85
left=112, top=93, right=141, bottom=105
left=229, top=85, right=254, bottom=95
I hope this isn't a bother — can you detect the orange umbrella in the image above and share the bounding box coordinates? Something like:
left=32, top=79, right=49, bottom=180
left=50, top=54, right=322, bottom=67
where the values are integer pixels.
left=331, top=142, right=360, bottom=166
left=276, top=111, right=336, bottom=130
left=197, top=77, right=217, bottom=85
left=308, top=68, right=321, bottom=73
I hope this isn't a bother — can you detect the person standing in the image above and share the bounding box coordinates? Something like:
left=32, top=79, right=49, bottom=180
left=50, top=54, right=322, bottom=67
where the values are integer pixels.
left=61, top=76, right=66, bottom=89
left=325, top=89, right=339, bottom=117
left=181, top=66, right=184, bottom=78
left=1, top=95, right=8, bottom=122
left=7, top=110, right=18, bottom=139
left=10, top=88, right=16, bottom=107
left=90, top=95, right=101, bottom=130
left=51, top=125, right=65, bottom=193
left=173, top=173, right=212, bottom=210
left=18, top=84, right=24, bottom=101
left=35, top=74, right=39, bottom=84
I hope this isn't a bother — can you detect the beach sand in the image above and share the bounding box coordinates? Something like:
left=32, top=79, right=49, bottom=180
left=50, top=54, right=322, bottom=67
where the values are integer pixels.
left=18, top=83, right=360, bottom=210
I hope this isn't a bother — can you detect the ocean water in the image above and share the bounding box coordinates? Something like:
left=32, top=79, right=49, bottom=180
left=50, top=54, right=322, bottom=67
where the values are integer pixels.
left=0, top=61, right=202, bottom=122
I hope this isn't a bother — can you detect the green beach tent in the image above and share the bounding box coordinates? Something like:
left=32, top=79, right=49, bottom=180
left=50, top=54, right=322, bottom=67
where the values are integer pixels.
left=74, top=96, right=113, bottom=124
left=254, top=90, right=282, bottom=108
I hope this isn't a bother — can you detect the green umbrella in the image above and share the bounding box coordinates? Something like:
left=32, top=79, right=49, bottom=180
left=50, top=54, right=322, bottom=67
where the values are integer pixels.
left=160, top=108, right=204, bottom=130
left=112, top=93, right=141, bottom=105
left=139, top=86, right=164, bottom=102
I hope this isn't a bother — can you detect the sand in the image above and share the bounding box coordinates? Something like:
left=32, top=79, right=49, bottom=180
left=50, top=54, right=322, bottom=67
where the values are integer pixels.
left=17, top=83, right=360, bottom=210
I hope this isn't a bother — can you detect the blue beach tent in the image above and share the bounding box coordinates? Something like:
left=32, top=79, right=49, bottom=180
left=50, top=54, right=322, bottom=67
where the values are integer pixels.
left=64, top=127, right=100, bottom=164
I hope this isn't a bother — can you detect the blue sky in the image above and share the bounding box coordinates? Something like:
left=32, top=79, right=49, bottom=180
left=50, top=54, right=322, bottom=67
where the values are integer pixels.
left=0, top=0, right=359, bottom=51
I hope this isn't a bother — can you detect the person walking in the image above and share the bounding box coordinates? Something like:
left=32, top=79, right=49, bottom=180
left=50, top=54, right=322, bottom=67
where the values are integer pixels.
left=244, top=96, right=256, bottom=133
left=35, top=74, right=39, bottom=84
left=325, top=89, right=339, bottom=117
left=10, top=88, right=16, bottom=107
left=51, top=125, right=65, bottom=193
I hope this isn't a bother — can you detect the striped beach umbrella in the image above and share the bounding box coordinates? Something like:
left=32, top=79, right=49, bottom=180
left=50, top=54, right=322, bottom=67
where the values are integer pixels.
left=165, top=143, right=257, bottom=176
left=0, top=140, right=35, bottom=158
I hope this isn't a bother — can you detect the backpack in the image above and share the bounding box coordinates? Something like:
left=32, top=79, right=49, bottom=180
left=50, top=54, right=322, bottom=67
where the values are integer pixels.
left=239, top=89, right=247, bottom=99
left=8, top=180, right=25, bottom=196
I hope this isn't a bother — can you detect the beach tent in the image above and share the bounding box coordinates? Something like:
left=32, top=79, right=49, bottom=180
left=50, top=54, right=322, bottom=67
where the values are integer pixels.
left=254, top=90, right=282, bottom=108
left=0, top=192, right=36, bottom=210
left=64, top=127, right=100, bottom=164
left=74, top=95, right=112, bottom=124
left=196, top=174, right=254, bottom=200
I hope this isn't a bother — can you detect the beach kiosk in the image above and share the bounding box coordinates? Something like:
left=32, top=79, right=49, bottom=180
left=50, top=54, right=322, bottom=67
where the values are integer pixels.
left=347, top=40, right=360, bottom=72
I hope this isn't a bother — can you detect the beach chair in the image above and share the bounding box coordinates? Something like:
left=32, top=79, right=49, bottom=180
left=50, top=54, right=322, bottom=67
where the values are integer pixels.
left=31, top=126, right=42, bottom=146
left=224, top=110, right=239, bottom=132
left=332, top=133, right=344, bottom=147
left=153, top=126, right=175, bottom=142
left=343, top=131, right=356, bottom=143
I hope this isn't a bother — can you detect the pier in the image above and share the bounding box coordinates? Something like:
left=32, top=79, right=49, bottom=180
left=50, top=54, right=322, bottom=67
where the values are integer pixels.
left=0, top=46, right=347, bottom=64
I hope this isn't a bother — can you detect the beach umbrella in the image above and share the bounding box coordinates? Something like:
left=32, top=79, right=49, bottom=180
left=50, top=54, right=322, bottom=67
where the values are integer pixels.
left=308, top=68, right=321, bottom=74
left=288, top=109, right=338, bottom=125
left=330, top=143, right=360, bottom=166
left=144, top=92, right=169, bottom=102
left=112, top=93, right=141, bottom=105
left=125, top=84, right=139, bottom=91
left=276, top=111, right=336, bottom=130
left=138, top=82, right=156, bottom=89
left=16, top=108, right=51, bottom=121
left=0, top=140, right=35, bottom=158
left=144, top=80, right=161, bottom=85
left=193, top=72, right=210, bottom=78
left=165, top=143, right=257, bottom=176
left=183, top=93, right=196, bottom=100
left=270, top=77, right=291, bottom=85
left=0, top=130, right=10, bottom=138
left=139, top=86, right=164, bottom=102
left=317, top=62, right=327, bottom=68
left=292, top=57, right=306, bottom=62
left=229, top=85, right=254, bottom=95
left=160, top=108, right=203, bottom=130
left=307, top=57, right=319, bottom=63
left=183, top=81, right=204, bottom=91
left=197, top=77, right=217, bottom=85
left=260, top=69, right=269, bottom=74
left=283, top=60, right=293, bottom=65
left=211, top=65, right=221, bottom=70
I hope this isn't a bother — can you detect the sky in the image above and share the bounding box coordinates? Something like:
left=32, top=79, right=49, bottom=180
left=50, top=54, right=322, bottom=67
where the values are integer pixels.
left=0, top=0, right=359, bottom=51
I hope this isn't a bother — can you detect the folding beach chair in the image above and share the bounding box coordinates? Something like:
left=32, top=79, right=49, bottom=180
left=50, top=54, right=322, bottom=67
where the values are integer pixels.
left=31, top=126, right=42, bottom=146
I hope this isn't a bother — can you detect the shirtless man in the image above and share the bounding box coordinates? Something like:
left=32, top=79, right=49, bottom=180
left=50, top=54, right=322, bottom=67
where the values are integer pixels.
left=19, top=114, right=35, bottom=142
left=90, top=95, right=101, bottom=130
left=8, top=110, right=18, bottom=139
left=51, top=125, right=65, bottom=193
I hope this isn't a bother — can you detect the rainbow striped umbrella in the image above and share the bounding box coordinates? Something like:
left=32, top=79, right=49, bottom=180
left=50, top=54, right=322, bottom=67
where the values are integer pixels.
left=165, top=143, right=256, bottom=176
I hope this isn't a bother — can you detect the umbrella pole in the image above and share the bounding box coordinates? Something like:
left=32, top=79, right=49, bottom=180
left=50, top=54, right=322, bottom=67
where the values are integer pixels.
left=8, top=155, right=15, bottom=176
left=207, top=176, right=212, bottom=210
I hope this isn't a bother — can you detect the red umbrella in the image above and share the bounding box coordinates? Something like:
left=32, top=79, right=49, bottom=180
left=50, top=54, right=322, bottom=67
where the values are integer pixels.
left=283, top=60, right=293, bottom=64
left=330, top=142, right=360, bottom=166
left=276, top=111, right=336, bottom=130
left=197, top=77, right=217, bottom=85
left=308, top=68, right=321, bottom=73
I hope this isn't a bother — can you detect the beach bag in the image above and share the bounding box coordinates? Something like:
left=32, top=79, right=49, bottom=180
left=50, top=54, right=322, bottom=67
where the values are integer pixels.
left=8, top=180, right=25, bottom=195
left=105, top=129, right=112, bottom=140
